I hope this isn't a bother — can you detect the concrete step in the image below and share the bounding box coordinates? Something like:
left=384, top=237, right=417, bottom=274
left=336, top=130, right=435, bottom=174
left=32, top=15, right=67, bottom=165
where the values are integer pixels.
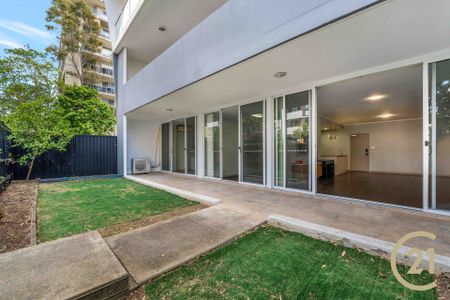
left=106, top=206, right=263, bottom=286
left=0, top=231, right=129, bottom=300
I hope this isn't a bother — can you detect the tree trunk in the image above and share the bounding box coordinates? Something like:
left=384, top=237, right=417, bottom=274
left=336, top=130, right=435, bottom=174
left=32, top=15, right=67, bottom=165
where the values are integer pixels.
left=26, top=157, right=36, bottom=180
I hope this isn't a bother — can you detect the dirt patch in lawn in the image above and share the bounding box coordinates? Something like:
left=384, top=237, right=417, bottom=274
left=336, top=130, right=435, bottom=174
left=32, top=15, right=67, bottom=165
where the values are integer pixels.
left=98, top=203, right=206, bottom=238
left=0, top=181, right=37, bottom=254
left=438, top=273, right=450, bottom=300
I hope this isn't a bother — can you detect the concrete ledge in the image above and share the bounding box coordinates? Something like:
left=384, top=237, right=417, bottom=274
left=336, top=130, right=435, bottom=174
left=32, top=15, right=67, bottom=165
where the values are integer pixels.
left=268, top=214, right=450, bottom=273
left=0, top=231, right=129, bottom=299
left=125, top=175, right=222, bottom=206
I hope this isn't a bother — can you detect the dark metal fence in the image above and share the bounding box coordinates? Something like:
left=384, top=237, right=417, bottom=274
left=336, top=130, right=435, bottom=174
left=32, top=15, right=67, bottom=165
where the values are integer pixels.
left=0, top=133, right=117, bottom=180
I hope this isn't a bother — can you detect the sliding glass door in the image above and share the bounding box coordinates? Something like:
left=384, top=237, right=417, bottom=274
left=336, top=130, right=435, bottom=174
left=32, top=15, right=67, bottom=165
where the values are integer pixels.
left=274, top=91, right=311, bottom=191
left=164, top=117, right=196, bottom=175
left=241, top=101, right=265, bottom=184
left=172, top=118, right=185, bottom=173
left=221, top=106, right=239, bottom=181
left=161, top=122, right=170, bottom=171
left=429, top=59, right=450, bottom=211
left=204, top=112, right=220, bottom=178
left=186, top=116, right=196, bottom=175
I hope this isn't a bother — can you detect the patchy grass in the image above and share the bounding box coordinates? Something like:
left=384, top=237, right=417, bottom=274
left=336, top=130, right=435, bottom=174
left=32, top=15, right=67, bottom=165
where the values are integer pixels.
left=38, top=178, right=197, bottom=241
left=146, top=227, right=436, bottom=300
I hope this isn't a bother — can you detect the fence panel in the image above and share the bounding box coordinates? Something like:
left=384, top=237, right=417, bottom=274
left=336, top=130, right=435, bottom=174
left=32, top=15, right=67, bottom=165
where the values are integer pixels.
left=0, top=132, right=117, bottom=180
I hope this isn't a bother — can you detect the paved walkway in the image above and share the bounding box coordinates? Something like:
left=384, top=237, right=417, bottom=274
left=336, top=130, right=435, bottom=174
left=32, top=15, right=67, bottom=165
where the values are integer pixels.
left=129, top=173, right=450, bottom=257
left=106, top=206, right=262, bottom=286
left=0, top=231, right=129, bottom=299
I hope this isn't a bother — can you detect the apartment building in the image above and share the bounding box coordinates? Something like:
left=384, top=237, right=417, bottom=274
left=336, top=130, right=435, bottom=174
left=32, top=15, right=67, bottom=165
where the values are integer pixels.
left=104, top=0, right=450, bottom=215
left=61, top=0, right=115, bottom=106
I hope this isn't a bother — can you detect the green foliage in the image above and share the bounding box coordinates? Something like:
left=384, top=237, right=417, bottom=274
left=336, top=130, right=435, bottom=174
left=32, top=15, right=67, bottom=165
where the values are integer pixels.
left=46, top=0, right=102, bottom=84
left=58, top=85, right=115, bottom=135
left=2, top=97, right=71, bottom=173
left=0, top=47, right=60, bottom=115
left=38, top=178, right=196, bottom=241
left=0, top=48, right=70, bottom=179
left=437, top=82, right=450, bottom=137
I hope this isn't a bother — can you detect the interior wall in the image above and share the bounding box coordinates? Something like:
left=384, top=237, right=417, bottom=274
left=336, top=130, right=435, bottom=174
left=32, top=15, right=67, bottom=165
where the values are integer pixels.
left=127, top=118, right=159, bottom=174
left=319, top=118, right=424, bottom=175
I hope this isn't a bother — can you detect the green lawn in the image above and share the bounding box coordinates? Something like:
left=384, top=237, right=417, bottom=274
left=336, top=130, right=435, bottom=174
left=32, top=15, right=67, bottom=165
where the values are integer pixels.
left=38, top=178, right=196, bottom=241
left=146, top=227, right=436, bottom=300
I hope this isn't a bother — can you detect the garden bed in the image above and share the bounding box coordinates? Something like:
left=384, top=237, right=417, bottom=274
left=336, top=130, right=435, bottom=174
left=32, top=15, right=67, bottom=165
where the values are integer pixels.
left=38, top=178, right=201, bottom=242
left=146, top=226, right=439, bottom=299
left=0, top=180, right=37, bottom=254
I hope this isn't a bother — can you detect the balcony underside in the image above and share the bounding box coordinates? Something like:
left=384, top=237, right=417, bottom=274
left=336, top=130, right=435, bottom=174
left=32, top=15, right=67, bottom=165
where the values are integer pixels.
left=126, top=0, right=450, bottom=122
left=114, top=0, right=226, bottom=63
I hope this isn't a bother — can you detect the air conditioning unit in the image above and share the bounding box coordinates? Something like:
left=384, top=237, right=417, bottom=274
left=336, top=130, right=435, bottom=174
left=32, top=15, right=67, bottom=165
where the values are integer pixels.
left=132, top=158, right=150, bottom=174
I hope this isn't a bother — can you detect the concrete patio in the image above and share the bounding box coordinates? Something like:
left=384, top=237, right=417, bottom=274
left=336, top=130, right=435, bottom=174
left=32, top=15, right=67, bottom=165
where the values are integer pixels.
left=128, top=173, right=450, bottom=258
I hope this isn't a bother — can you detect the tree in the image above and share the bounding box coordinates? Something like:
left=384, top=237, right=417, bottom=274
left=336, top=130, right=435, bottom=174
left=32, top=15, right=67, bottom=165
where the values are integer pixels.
left=2, top=97, right=71, bottom=180
left=58, top=85, right=115, bottom=135
left=0, top=47, right=60, bottom=115
left=46, top=0, right=102, bottom=84
left=0, top=48, right=71, bottom=180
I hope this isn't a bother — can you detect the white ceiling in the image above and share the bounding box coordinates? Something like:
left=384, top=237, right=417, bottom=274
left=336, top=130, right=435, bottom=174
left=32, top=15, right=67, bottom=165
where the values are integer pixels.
left=317, top=64, right=422, bottom=125
left=127, top=0, right=450, bottom=123
left=116, top=0, right=227, bottom=63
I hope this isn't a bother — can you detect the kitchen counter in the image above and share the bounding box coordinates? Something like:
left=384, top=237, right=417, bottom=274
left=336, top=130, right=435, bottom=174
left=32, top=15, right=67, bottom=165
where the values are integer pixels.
left=321, top=155, right=348, bottom=175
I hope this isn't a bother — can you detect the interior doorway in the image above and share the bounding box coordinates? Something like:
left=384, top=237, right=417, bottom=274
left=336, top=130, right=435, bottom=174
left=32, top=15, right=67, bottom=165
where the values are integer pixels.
left=350, top=133, right=369, bottom=172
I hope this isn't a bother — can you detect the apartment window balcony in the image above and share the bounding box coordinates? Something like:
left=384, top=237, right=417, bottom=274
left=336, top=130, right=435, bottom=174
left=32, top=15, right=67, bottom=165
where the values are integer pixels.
left=87, top=84, right=115, bottom=95
left=85, top=64, right=113, bottom=77
left=96, top=13, right=108, bottom=22
left=100, top=29, right=110, bottom=39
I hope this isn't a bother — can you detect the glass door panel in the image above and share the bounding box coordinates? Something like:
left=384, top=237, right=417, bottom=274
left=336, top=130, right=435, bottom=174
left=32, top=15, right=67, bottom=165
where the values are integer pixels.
left=161, top=122, right=170, bottom=171
left=285, top=91, right=310, bottom=190
left=221, top=106, right=239, bottom=181
left=186, top=117, right=196, bottom=175
left=274, top=97, right=284, bottom=187
left=241, top=101, right=264, bottom=184
left=172, top=118, right=185, bottom=173
left=429, top=59, right=450, bottom=211
left=204, top=112, right=220, bottom=178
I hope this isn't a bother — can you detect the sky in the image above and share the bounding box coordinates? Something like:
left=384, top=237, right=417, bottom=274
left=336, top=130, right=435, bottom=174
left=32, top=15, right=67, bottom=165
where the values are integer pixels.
left=0, top=0, right=57, bottom=56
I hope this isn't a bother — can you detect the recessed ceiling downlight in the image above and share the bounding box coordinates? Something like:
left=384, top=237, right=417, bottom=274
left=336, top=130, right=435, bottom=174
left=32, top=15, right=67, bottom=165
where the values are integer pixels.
left=377, top=113, right=396, bottom=119
left=274, top=71, right=287, bottom=79
left=365, top=94, right=387, bottom=101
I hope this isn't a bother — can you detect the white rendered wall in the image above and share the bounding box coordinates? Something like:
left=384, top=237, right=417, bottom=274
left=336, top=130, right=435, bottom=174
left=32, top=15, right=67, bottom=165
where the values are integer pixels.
left=127, top=118, right=159, bottom=174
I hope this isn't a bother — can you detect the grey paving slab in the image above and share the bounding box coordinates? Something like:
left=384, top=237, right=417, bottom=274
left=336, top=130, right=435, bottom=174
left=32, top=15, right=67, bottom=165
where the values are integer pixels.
left=106, top=206, right=262, bottom=285
left=0, top=231, right=128, bottom=300
left=131, top=173, right=450, bottom=258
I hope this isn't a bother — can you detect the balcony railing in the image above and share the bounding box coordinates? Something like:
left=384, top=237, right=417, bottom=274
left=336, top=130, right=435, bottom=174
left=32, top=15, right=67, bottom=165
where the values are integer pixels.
left=85, top=64, right=113, bottom=77
left=87, top=84, right=115, bottom=95
left=114, top=0, right=140, bottom=42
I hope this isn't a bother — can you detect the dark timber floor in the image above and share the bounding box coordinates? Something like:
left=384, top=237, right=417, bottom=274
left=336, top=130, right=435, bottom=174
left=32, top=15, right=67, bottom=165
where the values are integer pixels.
left=318, top=171, right=450, bottom=210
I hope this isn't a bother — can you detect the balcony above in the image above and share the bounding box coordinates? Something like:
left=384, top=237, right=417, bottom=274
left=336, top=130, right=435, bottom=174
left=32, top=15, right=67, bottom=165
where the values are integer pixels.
left=105, top=0, right=226, bottom=64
